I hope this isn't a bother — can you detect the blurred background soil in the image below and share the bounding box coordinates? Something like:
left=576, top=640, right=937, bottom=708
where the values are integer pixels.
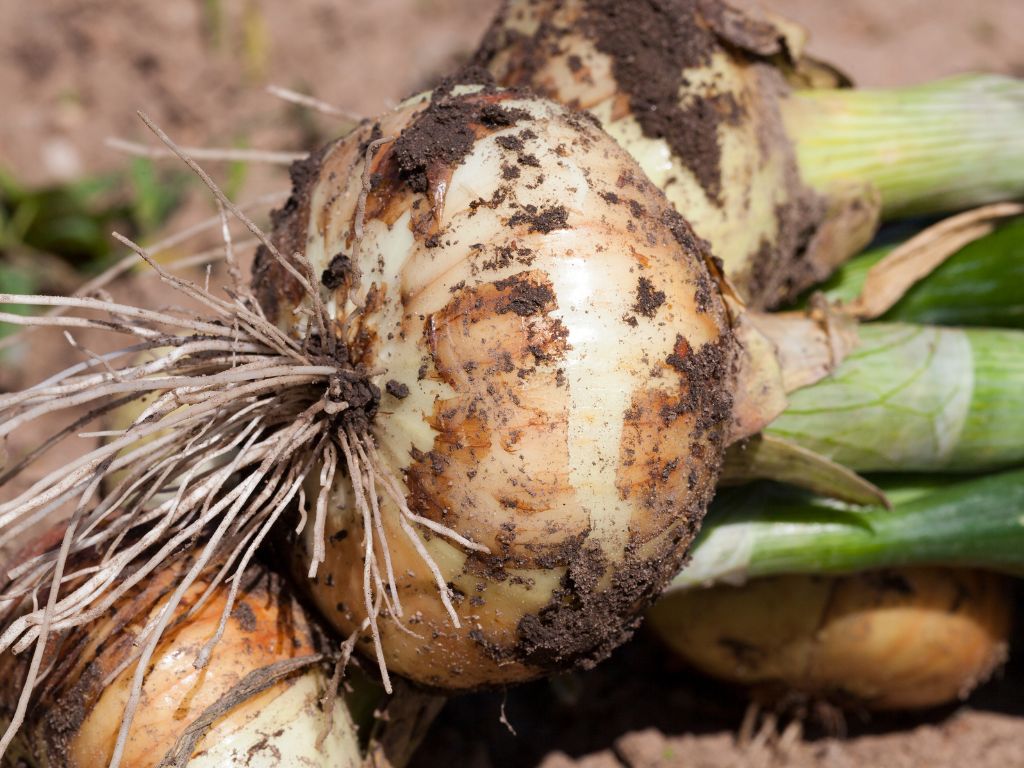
left=1, top=1, right=1022, bottom=766
left=2, top=0, right=1023, bottom=188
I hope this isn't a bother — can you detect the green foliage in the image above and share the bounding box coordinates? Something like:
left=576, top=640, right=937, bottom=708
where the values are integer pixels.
left=815, top=217, right=1024, bottom=328
left=672, top=466, right=1024, bottom=590
left=0, top=161, right=188, bottom=343
left=0, top=160, right=187, bottom=273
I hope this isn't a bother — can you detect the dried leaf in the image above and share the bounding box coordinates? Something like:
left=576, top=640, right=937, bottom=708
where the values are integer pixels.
left=721, top=433, right=890, bottom=508
left=847, top=202, right=1024, bottom=319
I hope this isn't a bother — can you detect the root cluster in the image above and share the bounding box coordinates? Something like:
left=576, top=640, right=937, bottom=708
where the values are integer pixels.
left=0, top=113, right=476, bottom=766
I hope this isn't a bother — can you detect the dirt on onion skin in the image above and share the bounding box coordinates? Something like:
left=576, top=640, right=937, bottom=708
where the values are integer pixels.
left=471, top=0, right=839, bottom=309
left=256, top=81, right=737, bottom=689
left=392, top=86, right=529, bottom=195
left=573, top=0, right=744, bottom=206
left=471, top=0, right=755, bottom=204
left=507, top=204, right=570, bottom=234
left=632, top=277, right=666, bottom=319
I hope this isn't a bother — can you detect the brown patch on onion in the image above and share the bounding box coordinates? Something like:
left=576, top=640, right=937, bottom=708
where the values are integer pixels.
left=408, top=270, right=577, bottom=567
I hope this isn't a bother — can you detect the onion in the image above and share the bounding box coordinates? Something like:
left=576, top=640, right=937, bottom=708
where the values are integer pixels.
left=0, top=79, right=739, bottom=745
left=648, top=567, right=1012, bottom=710
left=0, top=554, right=360, bottom=767
left=472, top=0, right=1024, bottom=307
left=252, top=81, right=735, bottom=689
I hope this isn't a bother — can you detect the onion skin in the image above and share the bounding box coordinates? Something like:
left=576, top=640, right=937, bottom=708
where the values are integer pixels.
left=256, top=84, right=735, bottom=689
left=648, top=567, right=1012, bottom=710
left=1, top=559, right=360, bottom=767
left=471, top=0, right=873, bottom=308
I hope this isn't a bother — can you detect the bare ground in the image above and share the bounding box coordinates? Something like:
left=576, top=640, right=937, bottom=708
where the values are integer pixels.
left=3, top=0, right=1022, bottom=187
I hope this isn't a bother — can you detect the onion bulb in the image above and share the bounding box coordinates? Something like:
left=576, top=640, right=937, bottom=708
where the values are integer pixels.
left=472, top=0, right=1024, bottom=307
left=647, top=567, right=1012, bottom=710
left=1, top=554, right=360, bottom=767
left=255, top=80, right=735, bottom=689
left=472, top=0, right=830, bottom=308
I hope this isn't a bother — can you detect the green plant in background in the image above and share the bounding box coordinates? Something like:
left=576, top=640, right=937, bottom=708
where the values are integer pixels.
left=223, top=145, right=250, bottom=202
left=241, top=0, right=270, bottom=83
left=0, top=160, right=186, bottom=270
left=0, top=159, right=188, bottom=340
left=202, top=0, right=225, bottom=50
left=127, top=158, right=188, bottom=238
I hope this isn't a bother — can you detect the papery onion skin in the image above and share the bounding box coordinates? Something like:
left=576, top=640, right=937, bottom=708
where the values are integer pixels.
left=257, top=83, right=735, bottom=689
left=0, top=557, right=359, bottom=767
left=648, top=567, right=1012, bottom=710
left=470, top=0, right=855, bottom=309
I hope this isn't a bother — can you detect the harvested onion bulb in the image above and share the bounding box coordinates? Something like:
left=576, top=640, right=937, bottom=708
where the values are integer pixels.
left=647, top=567, right=1012, bottom=709
left=1, top=555, right=360, bottom=767
left=256, top=80, right=735, bottom=689
left=473, top=0, right=1024, bottom=307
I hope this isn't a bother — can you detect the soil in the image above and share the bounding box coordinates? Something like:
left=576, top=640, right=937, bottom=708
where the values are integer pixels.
left=0, top=0, right=498, bottom=187
left=3, top=0, right=1020, bottom=187
left=731, top=0, right=1024, bottom=87
left=391, top=86, right=529, bottom=194
left=1, top=1, right=1023, bottom=767
left=412, top=625, right=1024, bottom=768
left=580, top=0, right=733, bottom=203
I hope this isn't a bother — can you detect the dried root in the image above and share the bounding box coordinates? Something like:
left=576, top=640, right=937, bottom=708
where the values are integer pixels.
left=105, top=137, right=306, bottom=165
left=0, top=113, right=475, bottom=766
left=265, top=83, right=364, bottom=125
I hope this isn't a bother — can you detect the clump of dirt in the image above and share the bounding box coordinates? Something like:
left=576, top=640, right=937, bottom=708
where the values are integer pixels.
left=632, top=276, right=666, bottom=318
left=664, top=334, right=734, bottom=433
left=321, top=252, right=352, bottom=289
left=393, top=86, right=529, bottom=194
left=578, top=0, right=741, bottom=204
left=385, top=379, right=410, bottom=399
left=507, top=204, right=569, bottom=234
left=494, top=274, right=557, bottom=317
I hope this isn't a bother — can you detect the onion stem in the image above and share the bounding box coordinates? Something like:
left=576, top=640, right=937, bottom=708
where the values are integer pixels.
left=668, top=467, right=1024, bottom=592
left=766, top=323, right=1024, bottom=472
left=785, top=74, right=1024, bottom=218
